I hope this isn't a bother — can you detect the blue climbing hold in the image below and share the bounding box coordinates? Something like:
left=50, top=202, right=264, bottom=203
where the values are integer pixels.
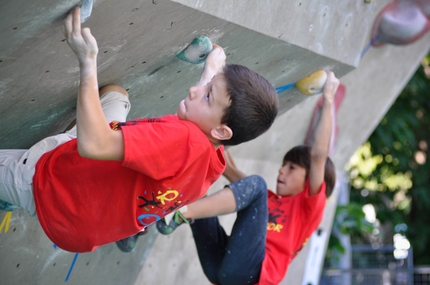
left=80, top=0, right=93, bottom=23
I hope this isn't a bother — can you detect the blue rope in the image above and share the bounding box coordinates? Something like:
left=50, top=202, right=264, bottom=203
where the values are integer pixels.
left=65, top=253, right=79, bottom=282
left=361, top=35, right=380, bottom=59
left=53, top=244, right=79, bottom=282
left=275, top=82, right=295, bottom=94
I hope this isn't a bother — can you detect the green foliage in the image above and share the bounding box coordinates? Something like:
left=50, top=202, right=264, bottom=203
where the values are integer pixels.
left=347, top=55, right=430, bottom=265
left=326, top=203, right=374, bottom=263
left=335, top=203, right=374, bottom=236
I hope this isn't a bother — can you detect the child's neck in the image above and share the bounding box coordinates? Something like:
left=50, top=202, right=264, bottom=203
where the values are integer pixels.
left=210, top=140, right=222, bottom=150
left=208, top=137, right=222, bottom=150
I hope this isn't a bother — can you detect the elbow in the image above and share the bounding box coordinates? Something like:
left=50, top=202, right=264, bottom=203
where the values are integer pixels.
left=310, top=148, right=328, bottom=161
left=77, top=144, right=92, bottom=159
left=77, top=142, right=99, bottom=159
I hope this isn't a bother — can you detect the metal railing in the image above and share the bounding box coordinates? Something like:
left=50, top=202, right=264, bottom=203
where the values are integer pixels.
left=320, top=245, right=427, bottom=285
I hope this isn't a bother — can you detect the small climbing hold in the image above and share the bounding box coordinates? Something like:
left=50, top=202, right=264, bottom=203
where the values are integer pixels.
left=80, top=0, right=93, bottom=23
left=0, top=199, right=18, bottom=212
left=295, top=70, right=327, bottom=95
left=176, top=35, right=213, bottom=64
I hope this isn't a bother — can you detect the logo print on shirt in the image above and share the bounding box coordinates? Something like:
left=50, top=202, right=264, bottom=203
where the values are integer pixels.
left=267, top=208, right=286, bottom=233
left=138, top=192, right=163, bottom=210
left=136, top=188, right=182, bottom=226
left=156, top=189, right=179, bottom=205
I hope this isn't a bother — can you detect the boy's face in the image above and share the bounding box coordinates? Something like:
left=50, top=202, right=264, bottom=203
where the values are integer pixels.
left=177, top=73, right=231, bottom=140
left=276, top=161, right=307, bottom=196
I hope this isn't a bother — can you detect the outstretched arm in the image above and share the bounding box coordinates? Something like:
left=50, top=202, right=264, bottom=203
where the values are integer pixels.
left=63, top=8, right=124, bottom=160
left=308, top=71, right=339, bottom=196
left=177, top=149, right=242, bottom=220
left=222, top=149, right=247, bottom=183
left=197, top=44, right=226, bottom=86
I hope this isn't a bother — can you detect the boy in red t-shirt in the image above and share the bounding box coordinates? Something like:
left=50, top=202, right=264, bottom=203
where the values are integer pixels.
left=157, top=72, right=339, bottom=285
left=0, top=8, right=278, bottom=253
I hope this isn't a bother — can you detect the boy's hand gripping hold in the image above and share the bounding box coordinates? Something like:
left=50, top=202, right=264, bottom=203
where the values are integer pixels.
left=322, top=71, right=339, bottom=105
left=62, top=7, right=98, bottom=65
left=198, top=44, right=226, bottom=86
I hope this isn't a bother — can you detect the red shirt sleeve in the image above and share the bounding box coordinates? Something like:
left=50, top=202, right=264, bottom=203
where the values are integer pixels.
left=300, top=180, right=327, bottom=220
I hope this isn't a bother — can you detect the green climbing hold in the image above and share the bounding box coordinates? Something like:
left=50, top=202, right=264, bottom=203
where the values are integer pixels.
left=0, top=199, right=18, bottom=212
left=176, top=35, right=213, bottom=64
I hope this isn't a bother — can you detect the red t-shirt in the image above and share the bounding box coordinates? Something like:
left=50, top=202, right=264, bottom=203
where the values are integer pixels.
left=33, top=115, right=225, bottom=253
left=257, top=180, right=326, bottom=285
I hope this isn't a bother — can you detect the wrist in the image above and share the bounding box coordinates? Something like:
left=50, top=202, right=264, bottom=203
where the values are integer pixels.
left=79, top=58, right=97, bottom=72
left=198, top=70, right=215, bottom=86
left=78, top=54, right=97, bottom=66
left=323, top=96, right=334, bottom=106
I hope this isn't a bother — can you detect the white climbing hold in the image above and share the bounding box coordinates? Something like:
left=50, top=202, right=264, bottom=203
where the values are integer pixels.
left=379, top=2, right=428, bottom=44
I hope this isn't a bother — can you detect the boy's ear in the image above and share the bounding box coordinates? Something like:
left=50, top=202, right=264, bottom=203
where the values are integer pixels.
left=210, top=124, right=233, bottom=141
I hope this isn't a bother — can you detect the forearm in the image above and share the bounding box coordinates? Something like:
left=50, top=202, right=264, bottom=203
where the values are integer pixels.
left=198, top=67, right=217, bottom=86
left=310, top=98, right=332, bottom=160
left=223, top=164, right=247, bottom=183
left=75, top=59, right=111, bottom=157
left=222, top=149, right=247, bottom=183
left=183, top=187, right=237, bottom=220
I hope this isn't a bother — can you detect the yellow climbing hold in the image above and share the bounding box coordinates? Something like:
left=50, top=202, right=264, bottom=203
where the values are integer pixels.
left=0, top=212, right=12, bottom=233
left=295, top=70, right=327, bottom=95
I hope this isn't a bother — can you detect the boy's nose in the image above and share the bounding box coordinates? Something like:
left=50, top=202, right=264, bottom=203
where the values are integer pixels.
left=279, top=166, right=285, bottom=175
left=189, top=86, right=199, bottom=100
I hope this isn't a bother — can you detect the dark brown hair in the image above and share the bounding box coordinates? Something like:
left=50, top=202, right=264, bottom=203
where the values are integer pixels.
left=283, top=145, right=336, bottom=197
left=220, top=64, right=278, bottom=146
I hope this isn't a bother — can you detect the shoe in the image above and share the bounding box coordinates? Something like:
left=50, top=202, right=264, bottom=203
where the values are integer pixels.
left=116, top=235, right=139, bottom=252
left=115, top=228, right=147, bottom=252
left=156, top=210, right=193, bottom=235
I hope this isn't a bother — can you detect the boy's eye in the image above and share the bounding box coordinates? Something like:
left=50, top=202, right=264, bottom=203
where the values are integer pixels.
left=205, top=93, right=210, bottom=102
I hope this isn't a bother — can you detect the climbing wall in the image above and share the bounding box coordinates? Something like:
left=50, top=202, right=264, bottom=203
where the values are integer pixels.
left=0, top=0, right=354, bottom=150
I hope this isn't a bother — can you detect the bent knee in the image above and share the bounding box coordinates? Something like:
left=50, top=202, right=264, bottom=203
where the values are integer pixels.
left=247, top=175, right=267, bottom=195
left=99, top=85, right=129, bottom=98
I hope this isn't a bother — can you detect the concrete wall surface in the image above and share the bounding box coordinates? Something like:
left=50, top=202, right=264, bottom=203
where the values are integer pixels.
left=0, top=0, right=356, bottom=150
left=1, top=0, right=429, bottom=284
left=173, top=0, right=374, bottom=68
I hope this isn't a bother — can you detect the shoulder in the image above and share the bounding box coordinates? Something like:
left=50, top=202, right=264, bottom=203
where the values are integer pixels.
left=303, top=179, right=326, bottom=198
